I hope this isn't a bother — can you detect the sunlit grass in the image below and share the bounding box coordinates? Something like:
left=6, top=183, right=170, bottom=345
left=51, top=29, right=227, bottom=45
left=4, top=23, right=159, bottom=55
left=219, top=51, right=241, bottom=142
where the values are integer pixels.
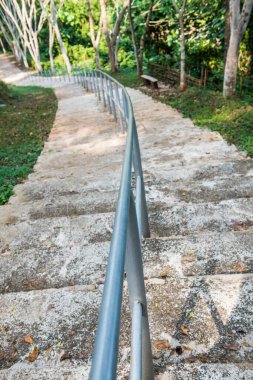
left=0, top=82, right=57, bottom=204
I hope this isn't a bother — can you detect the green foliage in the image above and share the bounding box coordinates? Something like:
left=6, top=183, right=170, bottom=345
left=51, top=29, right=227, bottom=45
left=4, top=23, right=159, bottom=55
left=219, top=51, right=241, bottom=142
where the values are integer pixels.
left=0, top=84, right=57, bottom=204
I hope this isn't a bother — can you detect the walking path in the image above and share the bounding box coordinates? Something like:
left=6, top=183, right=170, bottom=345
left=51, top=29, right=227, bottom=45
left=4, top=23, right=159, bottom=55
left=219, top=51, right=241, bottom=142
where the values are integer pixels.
left=0, top=55, right=253, bottom=379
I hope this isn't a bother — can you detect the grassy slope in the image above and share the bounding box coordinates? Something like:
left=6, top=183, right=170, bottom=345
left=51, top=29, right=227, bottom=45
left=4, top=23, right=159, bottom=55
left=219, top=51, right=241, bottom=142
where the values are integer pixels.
left=0, top=82, right=57, bottom=204
left=109, top=70, right=253, bottom=157
left=158, top=88, right=253, bottom=157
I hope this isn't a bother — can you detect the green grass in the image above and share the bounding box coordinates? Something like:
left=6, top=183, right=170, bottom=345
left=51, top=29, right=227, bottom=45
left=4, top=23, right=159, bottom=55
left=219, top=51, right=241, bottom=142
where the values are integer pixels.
left=156, top=88, right=253, bottom=157
left=0, top=82, right=57, bottom=204
left=109, top=68, right=143, bottom=88
left=109, top=69, right=253, bottom=157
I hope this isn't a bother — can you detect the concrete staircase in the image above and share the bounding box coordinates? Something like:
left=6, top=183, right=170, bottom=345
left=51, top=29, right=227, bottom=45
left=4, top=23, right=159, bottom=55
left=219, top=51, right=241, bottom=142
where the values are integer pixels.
left=0, top=56, right=253, bottom=379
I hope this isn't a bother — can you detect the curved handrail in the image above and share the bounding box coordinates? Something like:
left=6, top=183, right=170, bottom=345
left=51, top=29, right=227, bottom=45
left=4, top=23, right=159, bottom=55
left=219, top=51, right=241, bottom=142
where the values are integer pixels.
left=31, top=68, right=154, bottom=379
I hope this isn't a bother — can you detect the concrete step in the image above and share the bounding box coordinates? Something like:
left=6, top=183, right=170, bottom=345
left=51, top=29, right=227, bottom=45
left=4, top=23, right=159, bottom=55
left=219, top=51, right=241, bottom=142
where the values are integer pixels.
left=131, top=275, right=253, bottom=366
left=1, top=230, right=252, bottom=294
left=143, top=231, right=253, bottom=278
left=0, top=212, right=114, bottom=251
left=150, top=198, right=253, bottom=237
left=0, top=364, right=90, bottom=380
left=2, top=362, right=252, bottom=380
left=1, top=275, right=252, bottom=373
left=146, top=175, right=253, bottom=204
left=17, top=191, right=117, bottom=220
left=144, top=158, right=253, bottom=183
left=0, top=240, right=109, bottom=293
left=0, top=285, right=102, bottom=370
left=155, top=363, right=253, bottom=379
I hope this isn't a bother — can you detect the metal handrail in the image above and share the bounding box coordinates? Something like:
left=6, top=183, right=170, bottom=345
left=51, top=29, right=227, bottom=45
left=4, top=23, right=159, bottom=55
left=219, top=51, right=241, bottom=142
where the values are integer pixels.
left=31, top=68, right=154, bottom=380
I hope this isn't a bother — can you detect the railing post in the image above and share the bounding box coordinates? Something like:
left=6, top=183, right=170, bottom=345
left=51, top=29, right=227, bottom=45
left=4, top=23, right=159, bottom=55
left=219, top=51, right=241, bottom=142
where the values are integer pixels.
left=132, top=118, right=150, bottom=238
left=109, top=79, right=117, bottom=122
left=100, top=72, right=106, bottom=108
left=122, top=89, right=128, bottom=130
left=95, top=71, right=101, bottom=101
left=125, top=193, right=154, bottom=380
left=92, top=70, right=97, bottom=95
left=105, top=77, right=112, bottom=114
left=114, top=83, right=124, bottom=131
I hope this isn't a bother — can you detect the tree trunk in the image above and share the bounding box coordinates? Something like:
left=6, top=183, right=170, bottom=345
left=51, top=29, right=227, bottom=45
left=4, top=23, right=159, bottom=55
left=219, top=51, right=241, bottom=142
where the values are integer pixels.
left=50, top=0, right=71, bottom=74
left=0, top=19, right=14, bottom=54
left=86, top=0, right=101, bottom=69
left=129, top=0, right=153, bottom=78
left=100, top=0, right=128, bottom=72
left=0, top=37, right=6, bottom=53
left=224, top=0, right=230, bottom=63
left=100, top=0, right=116, bottom=72
left=223, top=0, right=253, bottom=98
left=94, top=47, right=101, bottom=69
left=223, top=32, right=239, bottom=97
left=179, top=17, right=186, bottom=91
left=173, top=0, right=187, bottom=91
left=128, top=0, right=141, bottom=77
left=49, top=24, right=55, bottom=74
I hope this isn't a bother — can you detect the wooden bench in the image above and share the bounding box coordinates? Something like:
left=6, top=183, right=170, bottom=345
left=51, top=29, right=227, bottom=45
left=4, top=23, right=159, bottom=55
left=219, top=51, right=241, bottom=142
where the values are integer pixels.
left=141, top=74, right=158, bottom=89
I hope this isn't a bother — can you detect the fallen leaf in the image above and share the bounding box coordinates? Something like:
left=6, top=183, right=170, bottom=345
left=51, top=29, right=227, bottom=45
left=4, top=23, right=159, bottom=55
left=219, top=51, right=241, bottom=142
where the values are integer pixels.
left=155, top=302, right=159, bottom=309
left=182, top=256, right=195, bottom=264
left=222, top=342, right=240, bottom=351
left=182, top=345, right=192, bottom=352
left=9, top=349, right=18, bottom=362
left=199, top=354, right=207, bottom=363
left=0, top=351, right=4, bottom=361
left=26, top=347, right=39, bottom=362
left=60, top=352, right=72, bottom=361
left=186, top=354, right=196, bottom=363
left=153, top=340, right=170, bottom=350
left=233, top=262, right=245, bottom=273
left=22, top=335, right=34, bottom=344
left=10, top=306, right=14, bottom=313
left=175, top=346, right=183, bottom=355
left=47, top=304, right=55, bottom=311
left=55, top=341, right=62, bottom=348
left=180, top=325, right=190, bottom=336
left=152, top=352, right=163, bottom=360
left=45, top=347, right=53, bottom=358
left=188, top=249, right=196, bottom=255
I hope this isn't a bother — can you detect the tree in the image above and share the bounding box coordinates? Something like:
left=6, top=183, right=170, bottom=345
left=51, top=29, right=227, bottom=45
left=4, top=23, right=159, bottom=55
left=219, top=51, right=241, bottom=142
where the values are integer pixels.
left=223, top=0, right=253, bottom=98
left=39, top=0, right=72, bottom=74
left=129, top=0, right=154, bottom=78
left=172, top=0, right=187, bottom=91
left=86, top=0, right=102, bottom=69
left=100, top=0, right=129, bottom=72
left=0, top=0, right=49, bottom=70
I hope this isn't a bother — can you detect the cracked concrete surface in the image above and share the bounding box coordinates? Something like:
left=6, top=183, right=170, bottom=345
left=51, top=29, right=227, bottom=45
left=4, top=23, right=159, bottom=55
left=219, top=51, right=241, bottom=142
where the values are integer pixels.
left=0, top=54, right=253, bottom=379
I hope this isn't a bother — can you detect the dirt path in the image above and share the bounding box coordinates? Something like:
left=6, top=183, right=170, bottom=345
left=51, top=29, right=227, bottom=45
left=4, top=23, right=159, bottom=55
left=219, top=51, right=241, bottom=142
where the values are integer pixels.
left=0, top=55, right=253, bottom=379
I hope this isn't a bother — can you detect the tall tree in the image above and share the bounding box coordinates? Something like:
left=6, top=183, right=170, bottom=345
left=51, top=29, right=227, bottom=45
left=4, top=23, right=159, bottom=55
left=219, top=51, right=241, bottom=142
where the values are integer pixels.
left=39, top=0, right=72, bottom=74
left=129, top=0, right=154, bottom=78
left=172, top=0, right=187, bottom=91
left=86, top=0, right=102, bottom=69
left=223, top=0, right=253, bottom=98
left=100, top=0, right=129, bottom=72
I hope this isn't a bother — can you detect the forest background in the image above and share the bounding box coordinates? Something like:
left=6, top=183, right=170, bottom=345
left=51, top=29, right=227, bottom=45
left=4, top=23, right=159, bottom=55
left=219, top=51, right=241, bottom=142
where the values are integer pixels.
left=0, top=0, right=253, bottom=159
